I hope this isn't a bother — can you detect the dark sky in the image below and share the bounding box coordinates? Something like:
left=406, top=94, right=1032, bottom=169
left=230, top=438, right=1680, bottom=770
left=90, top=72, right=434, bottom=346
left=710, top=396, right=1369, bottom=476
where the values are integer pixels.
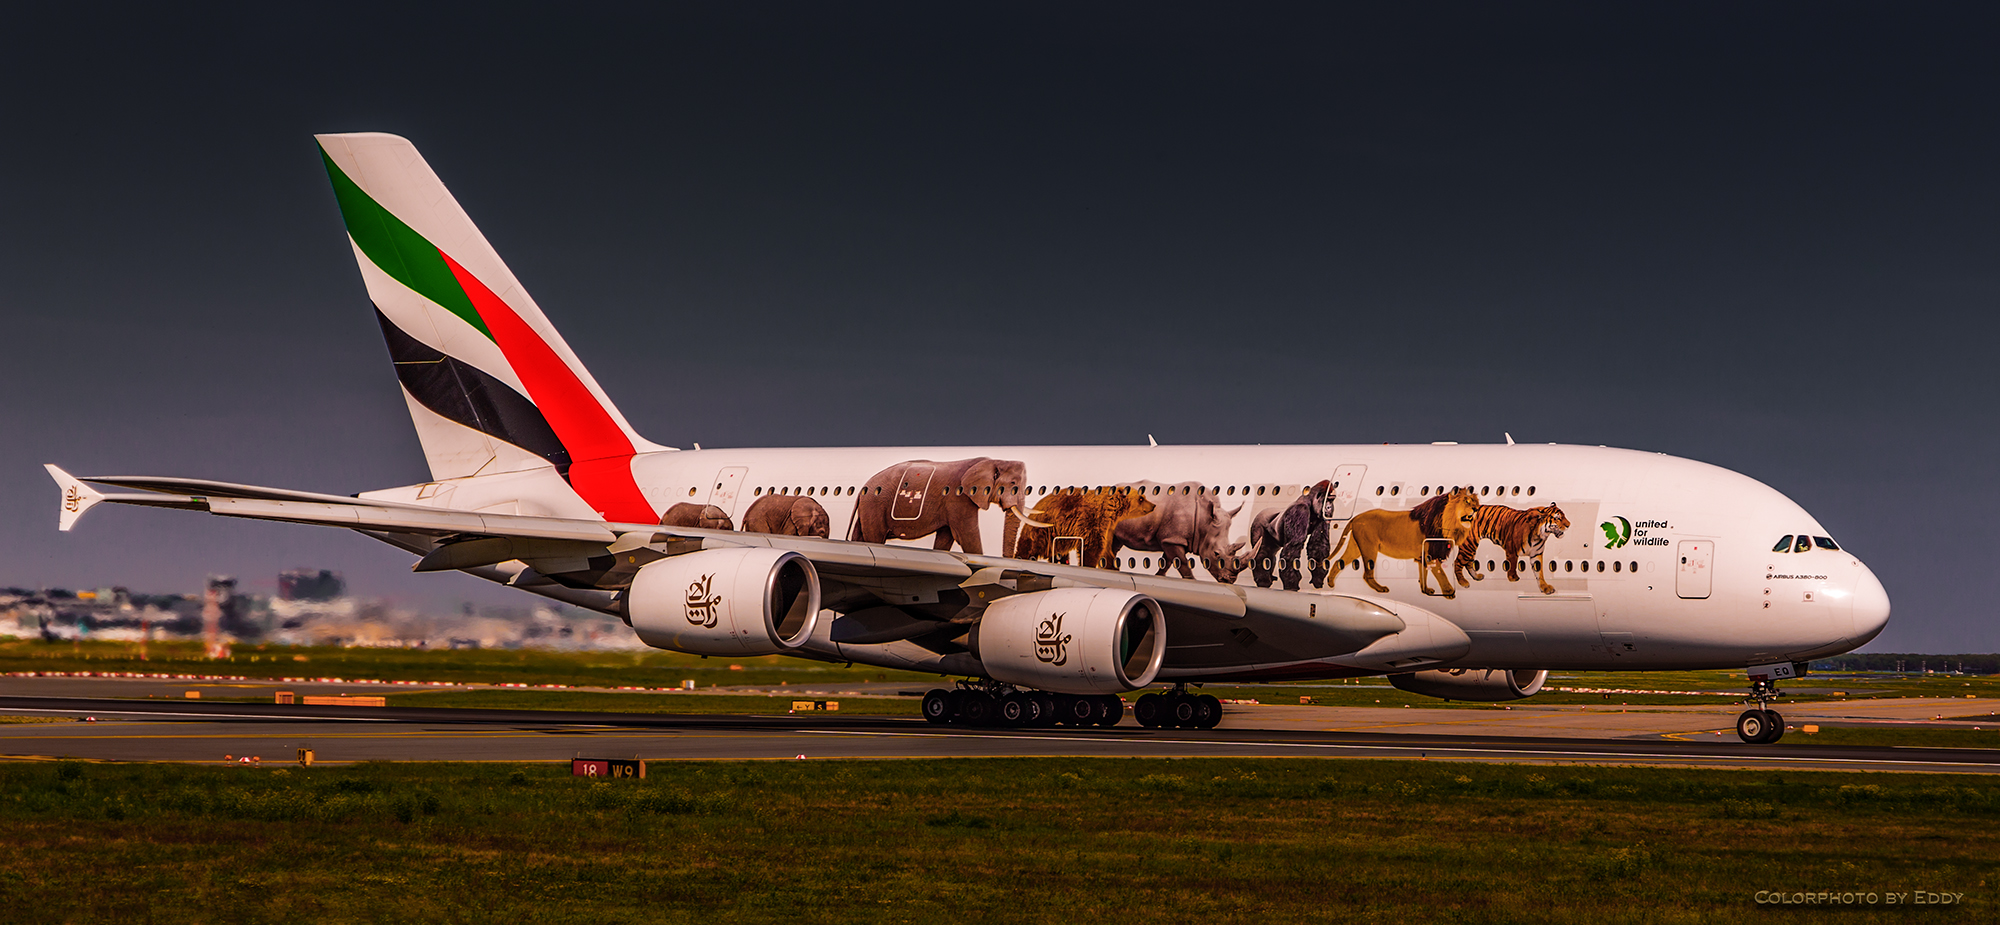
left=2, top=4, right=1993, bottom=651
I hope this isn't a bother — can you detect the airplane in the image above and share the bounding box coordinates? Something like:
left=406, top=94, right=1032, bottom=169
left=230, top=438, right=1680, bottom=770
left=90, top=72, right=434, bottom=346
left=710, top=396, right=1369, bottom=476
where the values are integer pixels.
left=47, top=132, right=1890, bottom=743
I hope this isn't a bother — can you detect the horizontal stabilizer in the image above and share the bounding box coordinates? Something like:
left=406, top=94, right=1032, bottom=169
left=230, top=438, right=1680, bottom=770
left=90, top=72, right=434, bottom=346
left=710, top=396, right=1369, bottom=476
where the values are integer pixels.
left=46, top=465, right=101, bottom=532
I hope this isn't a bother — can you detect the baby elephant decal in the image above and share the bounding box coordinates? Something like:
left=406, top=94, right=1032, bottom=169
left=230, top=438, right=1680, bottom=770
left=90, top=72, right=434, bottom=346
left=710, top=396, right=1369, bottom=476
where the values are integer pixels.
left=849, top=457, right=1045, bottom=555
left=741, top=494, right=832, bottom=538
left=1329, top=487, right=1480, bottom=599
left=1014, top=488, right=1156, bottom=569
left=662, top=502, right=733, bottom=532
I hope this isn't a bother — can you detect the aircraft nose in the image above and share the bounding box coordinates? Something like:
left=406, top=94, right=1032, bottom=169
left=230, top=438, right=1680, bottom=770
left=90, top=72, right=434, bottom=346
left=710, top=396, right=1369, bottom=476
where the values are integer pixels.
left=1848, top=561, right=1891, bottom=646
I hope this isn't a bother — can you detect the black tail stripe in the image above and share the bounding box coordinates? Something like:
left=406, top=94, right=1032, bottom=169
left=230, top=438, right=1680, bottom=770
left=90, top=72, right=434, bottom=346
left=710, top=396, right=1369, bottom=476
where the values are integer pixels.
left=374, top=307, right=572, bottom=476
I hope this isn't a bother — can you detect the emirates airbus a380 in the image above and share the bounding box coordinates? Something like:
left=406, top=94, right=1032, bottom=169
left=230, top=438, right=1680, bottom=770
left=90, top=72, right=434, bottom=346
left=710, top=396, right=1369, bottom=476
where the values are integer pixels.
left=47, top=133, right=1889, bottom=743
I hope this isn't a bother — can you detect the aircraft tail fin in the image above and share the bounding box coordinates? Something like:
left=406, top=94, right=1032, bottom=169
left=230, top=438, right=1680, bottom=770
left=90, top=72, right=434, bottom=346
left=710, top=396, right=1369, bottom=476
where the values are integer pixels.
left=315, top=133, right=664, bottom=522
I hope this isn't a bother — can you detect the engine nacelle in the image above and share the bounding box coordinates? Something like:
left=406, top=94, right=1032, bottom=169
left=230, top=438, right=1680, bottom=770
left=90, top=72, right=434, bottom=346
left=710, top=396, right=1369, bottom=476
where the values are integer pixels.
left=626, top=547, right=821, bottom=656
left=971, top=588, right=1165, bottom=694
left=1390, top=668, right=1548, bottom=702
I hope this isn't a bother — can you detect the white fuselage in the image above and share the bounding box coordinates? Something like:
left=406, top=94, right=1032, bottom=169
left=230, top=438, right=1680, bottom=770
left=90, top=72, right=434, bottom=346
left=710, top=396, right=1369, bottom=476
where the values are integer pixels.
left=366, top=442, right=1890, bottom=680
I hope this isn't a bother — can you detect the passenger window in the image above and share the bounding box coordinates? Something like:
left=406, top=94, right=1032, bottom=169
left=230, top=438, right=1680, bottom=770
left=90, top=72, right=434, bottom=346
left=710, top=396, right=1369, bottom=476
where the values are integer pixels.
left=1630, top=562, right=1638, bottom=572
left=1772, top=536, right=1793, bottom=553
left=1612, top=560, right=1621, bottom=573
left=1481, top=486, right=1489, bottom=495
left=1420, top=486, right=1431, bottom=496
left=1511, top=486, right=1520, bottom=495
left=1814, top=536, right=1840, bottom=551
left=1794, top=535, right=1811, bottom=553
left=1390, top=486, right=1400, bottom=496
left=1374, top=486, right=1384, bottom=496
left=1487, top=560, right=1496, bottom=572
left=1564, top=561, right=1573, bottom=572
left=753, top=487, right=763, bottom=496
left=1596, top=561, right=1605, bottom=572
left=1527, top=486, right=1536, bottom=496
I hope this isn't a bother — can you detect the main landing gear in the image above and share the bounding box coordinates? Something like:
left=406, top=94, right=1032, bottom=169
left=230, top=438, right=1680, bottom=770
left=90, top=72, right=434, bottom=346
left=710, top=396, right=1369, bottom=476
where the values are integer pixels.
left=1133, top=685, right=1221, bottom=730
left=921, top=682, right=1125, bottom=728
left=1735, top=677, right=1786, bottom=744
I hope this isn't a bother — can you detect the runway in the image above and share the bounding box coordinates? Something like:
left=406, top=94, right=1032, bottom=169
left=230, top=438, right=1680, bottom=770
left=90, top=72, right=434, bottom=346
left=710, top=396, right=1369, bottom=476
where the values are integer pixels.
left=2, top=696, right=1997, bottom=774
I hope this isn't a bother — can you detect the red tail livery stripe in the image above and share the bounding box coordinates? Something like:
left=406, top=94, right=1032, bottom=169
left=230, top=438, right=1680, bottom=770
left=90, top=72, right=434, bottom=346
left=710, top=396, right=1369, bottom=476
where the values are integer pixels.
left=440, top=252, right=655, bottom=523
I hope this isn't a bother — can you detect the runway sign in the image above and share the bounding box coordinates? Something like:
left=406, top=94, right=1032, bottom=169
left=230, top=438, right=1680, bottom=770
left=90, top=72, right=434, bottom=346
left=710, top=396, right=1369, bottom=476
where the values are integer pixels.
left=572, top=758, right=646, bottom=779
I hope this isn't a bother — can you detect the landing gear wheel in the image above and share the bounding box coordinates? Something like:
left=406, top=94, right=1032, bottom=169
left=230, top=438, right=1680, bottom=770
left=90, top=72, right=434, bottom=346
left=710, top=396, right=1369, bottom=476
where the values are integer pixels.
left=1736, top=709, right=1772, bottom=743
left=960, top=693, right=996, bottom=726
left=1058, top=694, right=1096, bottom=726
left=998, top=694, right=1031, bottom=727
left=1095, top=695, right=1125, bottom=727
left=1135, top=693, right=1164, bottom=728
left=1035, top=693, right=1059, bottom=727
left=921, top=689, right=954, bottom=724
left=1761, top=710, right=1785, bottom=744
left=1195, top=694, right=1223, bottom=729
left=1168, top=694, right=1198, bottom=728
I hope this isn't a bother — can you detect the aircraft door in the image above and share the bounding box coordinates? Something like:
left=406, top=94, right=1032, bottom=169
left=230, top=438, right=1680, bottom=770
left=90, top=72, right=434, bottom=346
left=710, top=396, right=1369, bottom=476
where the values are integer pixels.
left=1327, top=465, right=1367, bottom=520
left=709, top=467, right=749, bottom=518
left=891, top=464, right=936, bottom=522
left=1676, top=540, right=1713, bottom=599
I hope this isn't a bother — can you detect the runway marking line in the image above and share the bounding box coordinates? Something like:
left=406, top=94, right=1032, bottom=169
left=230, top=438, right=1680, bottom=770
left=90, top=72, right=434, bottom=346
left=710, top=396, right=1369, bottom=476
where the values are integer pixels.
left=796, top=730, right=2000, bottom=770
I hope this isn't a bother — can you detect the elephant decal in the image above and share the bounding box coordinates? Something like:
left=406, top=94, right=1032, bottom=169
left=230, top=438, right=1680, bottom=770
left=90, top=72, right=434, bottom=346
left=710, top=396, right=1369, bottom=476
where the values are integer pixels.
left=849, top=457, right=1045, bottom=555
left=1112, top=481, right=1246, bottom=583
left=1013, top=488, right=1156, bottom=569
left=662, top=502, right=733, bottom=532
left=741, top=494, right=832, bottom=538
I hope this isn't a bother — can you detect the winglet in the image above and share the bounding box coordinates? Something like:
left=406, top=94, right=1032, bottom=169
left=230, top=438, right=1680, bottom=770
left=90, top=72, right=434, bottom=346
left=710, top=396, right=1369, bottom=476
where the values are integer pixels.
left=46, top=465, right=104, bottom=532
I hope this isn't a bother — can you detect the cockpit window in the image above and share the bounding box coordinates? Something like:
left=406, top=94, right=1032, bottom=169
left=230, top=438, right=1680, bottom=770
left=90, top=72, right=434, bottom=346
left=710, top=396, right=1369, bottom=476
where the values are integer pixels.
left=1772, top=535, right=1793, bottom=553
left=1794, top=535, right=1812, bottom=553
left=1814, top=536, right=1840, bottom=551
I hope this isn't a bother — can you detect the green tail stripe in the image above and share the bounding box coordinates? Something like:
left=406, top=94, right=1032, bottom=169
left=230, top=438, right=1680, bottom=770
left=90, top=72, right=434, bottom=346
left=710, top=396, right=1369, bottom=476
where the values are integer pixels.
left=319, top=148, right=492, bottom=340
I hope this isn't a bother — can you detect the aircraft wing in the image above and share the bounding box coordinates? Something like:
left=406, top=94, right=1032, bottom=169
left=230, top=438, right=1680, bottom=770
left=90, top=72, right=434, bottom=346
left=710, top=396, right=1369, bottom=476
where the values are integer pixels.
left=46, top=466, right=1454, bottom=674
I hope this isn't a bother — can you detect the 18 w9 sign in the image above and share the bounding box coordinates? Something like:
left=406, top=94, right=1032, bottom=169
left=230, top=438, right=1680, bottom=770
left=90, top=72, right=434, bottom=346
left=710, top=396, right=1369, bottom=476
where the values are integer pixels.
left=572, top=758, right=647, bottom=779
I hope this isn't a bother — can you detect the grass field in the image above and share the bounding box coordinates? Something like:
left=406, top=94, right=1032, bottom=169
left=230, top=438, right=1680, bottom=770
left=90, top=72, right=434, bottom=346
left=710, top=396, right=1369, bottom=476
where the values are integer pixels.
left=0, top=757, right=1990, bottom=923
left=0, top=638, right=943, bottom=689
left=383, top=689, right=923, bottom=715
left=1790, top=726, right=2000, bottom=749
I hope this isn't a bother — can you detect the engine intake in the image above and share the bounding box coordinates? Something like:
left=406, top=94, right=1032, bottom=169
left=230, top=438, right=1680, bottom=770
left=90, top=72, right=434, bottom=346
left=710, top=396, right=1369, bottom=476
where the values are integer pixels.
left=626, top=547, right=821, bottom=656
left=971, top=588, right=1165, bottom=694
left=1390, top=668, right=1548, bottom=702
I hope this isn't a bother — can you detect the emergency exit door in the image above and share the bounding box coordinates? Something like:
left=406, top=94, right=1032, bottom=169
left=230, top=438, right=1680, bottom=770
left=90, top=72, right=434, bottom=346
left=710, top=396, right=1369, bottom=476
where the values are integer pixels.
left=1676, top=540, right=1713, bottom=599
left=1327, top=465, right=1367, bottom=520
left=709, top=467, right=749, bottom=519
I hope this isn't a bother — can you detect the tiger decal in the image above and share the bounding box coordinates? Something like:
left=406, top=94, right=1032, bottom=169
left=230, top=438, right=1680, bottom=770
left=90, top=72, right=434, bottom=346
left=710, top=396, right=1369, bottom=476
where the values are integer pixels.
left=1452, top=503, right=1570, bottom=595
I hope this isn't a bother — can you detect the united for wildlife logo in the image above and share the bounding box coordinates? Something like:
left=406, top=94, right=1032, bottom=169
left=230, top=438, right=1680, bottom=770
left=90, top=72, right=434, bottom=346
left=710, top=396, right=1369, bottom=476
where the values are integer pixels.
left=1034, top=612, right=1071, bottom=666
left=1600, top=516, right=1632, bottom=549
left=683, top=574, right=721, bottom=627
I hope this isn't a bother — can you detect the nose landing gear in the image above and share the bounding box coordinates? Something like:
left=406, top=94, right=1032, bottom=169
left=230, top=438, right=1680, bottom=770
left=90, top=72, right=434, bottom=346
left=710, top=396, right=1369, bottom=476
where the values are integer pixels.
left=1134, top=685, right=1222, bottom=730
left=1735, top=675, right=1787, bottom=744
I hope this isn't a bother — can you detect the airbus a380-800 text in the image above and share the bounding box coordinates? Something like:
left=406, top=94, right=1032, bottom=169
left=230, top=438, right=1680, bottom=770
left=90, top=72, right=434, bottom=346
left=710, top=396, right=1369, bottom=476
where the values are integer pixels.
left=48, top=132, right=1890, bottom=743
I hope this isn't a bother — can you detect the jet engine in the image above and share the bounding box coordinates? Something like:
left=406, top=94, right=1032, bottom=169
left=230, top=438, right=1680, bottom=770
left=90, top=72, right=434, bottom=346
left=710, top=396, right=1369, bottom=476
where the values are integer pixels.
left=1389, top=668, right=1548, bottom=702
left=626, top=547, right=821, bottom=656
left=970, top=588, right=1165, bottom=694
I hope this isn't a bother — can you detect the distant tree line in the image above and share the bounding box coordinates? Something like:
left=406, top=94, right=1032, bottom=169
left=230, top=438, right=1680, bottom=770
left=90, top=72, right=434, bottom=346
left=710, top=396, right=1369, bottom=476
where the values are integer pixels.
left=1813, top=653, right=1998, bottom=675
